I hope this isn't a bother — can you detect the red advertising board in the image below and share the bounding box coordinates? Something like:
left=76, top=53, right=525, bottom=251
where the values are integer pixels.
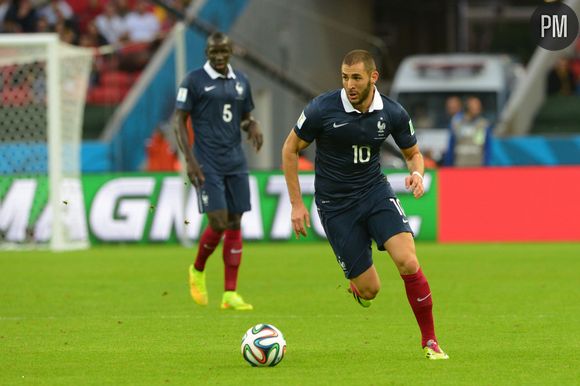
left=439, top=167, right=580, bottom=242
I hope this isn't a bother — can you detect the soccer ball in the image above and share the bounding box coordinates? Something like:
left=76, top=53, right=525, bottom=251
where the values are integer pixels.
left=241, top=324, right=286, bottom=367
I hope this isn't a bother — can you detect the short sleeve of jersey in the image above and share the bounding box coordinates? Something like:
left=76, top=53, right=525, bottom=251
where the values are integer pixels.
left=390, top=103, right=417, bottom=149
left=293, top=98, right=323, bottom=143
left=175, top=74, right=196, bottom=111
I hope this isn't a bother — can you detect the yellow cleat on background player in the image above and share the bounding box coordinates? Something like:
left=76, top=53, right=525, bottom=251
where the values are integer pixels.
left=221, top=291, right=253, bottom=311
left=188, top=265, right=208, bottom=306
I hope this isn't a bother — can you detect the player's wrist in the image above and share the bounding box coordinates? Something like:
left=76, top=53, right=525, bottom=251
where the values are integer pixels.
left=411, top=171, right=423, bottom=181
left=241, top=116, right=259, bottom=132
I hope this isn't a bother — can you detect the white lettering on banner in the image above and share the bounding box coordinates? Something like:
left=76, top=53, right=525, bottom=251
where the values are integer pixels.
left=184, top=188, right=203, bottom=238
left=408, top=216, right=421, bottom=237
left=266, top=175, right=292, bottom=239
left=241, top=176, right=264, bottom=240
left=310, top=200, right=326, bottom=237
left=266, top=175, right=325, bottom=239
left=34, top=179, right=88, bottom=242
left=0, top=179, right=36, bottom=242
left=90, top=177, right=155, bottom=241
left=150, top=177, right=202, bottom=240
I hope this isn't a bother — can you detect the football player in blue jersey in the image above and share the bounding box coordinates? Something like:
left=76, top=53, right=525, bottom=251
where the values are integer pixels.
left=174, top=32, right=263, bottom=311
left=282, top=50, right=448, bottom=359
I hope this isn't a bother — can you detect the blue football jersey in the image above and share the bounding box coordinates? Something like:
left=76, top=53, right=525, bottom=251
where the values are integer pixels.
left=175, top=61, right=254, bottom=174
left=294, top=88, right=417, bottom=201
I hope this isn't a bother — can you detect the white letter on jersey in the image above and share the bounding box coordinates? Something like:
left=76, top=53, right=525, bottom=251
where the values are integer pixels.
left=409, top=119, right=415, bottom=135
left=296, top=111, right=306, bottom=129
left=177, top=87, right=188, bottom=103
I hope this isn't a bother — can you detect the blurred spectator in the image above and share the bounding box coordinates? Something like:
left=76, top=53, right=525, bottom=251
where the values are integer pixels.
left=0, top=0, right=9, bottom=32
left=95, top=2, right=127, bottom=45
left=297, top=151, right=314, bottom=171
left=445, top=96, right=462, bottom=124
left=35, top=15, right=50, bottom=32
left=75, top=0, right=103, bottom=35
left=38, top=0, right=73, bottom=28
left=124, top=0, right=160, bottom=43
left=444, top=96, right=491, bottom=167
left=55, top=19, right=77, bottom=44
left=4, top=0, right=37, bottom=33
left=547, top=57, right=575, bottom=96
left=114, top=0, right=132, bottom=18
left=79, top=20, right=106, bottom=48
left=412, top=104, right=433, bottom=129
left=146, top=126, right=179, bottom=171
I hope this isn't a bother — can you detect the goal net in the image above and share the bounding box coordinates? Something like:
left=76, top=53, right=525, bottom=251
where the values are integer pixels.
left=0, top=34, right=93, bottom=250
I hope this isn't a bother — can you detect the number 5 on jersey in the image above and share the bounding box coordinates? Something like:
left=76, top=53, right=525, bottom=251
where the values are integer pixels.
left=223, top=103, right=232, bottom=122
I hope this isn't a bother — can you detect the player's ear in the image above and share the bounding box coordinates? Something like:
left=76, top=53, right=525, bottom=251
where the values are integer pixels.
left=371, top=70, right=379, bottom=84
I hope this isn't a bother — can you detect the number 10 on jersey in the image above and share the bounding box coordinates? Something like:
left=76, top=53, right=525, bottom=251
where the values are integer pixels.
left=352, top=145, right=371, bottom=164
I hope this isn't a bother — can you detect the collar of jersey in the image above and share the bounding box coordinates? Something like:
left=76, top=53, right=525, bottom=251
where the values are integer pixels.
left=203, top=61, right=236, bottom=79
left=340, top=86, right=383, bottom=113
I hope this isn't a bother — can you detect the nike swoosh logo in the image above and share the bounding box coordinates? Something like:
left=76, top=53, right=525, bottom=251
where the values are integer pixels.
left=203, top=244, right=213, bottom=250
left=230, top=248, right=243, bottom=254
left=333, top=122, right=349, bottom=128
left=417, top=293, right=431, bottom=302
left=204, top=85, right=216, bottom=92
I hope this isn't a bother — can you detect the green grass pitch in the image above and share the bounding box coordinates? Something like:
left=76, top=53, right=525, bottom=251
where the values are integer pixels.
left=1, top=242, right=579, bottom=385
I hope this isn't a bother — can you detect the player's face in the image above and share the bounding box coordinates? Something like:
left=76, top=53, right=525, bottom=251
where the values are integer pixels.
left=206, top=41, right=232, bottom=75
left=341, top=62, right=378, bottom=109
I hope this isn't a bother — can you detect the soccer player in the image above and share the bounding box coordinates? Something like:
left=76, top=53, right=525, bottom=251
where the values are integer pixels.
left=281, top=50, right=449, bottom=359
left=174, top=32, right=263, bottom=311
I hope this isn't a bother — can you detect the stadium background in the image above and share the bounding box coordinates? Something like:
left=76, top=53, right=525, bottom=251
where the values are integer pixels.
left=1, top=1, right=580, bottom=385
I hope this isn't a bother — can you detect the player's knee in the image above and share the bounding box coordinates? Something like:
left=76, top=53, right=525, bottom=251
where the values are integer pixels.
left=359, top=284, right=380, bottom=300
left=227, top=219, right=241, bottom=230
left=396, top=254, right=420, bottom=275
left=208, top=219, right=227, bottom=233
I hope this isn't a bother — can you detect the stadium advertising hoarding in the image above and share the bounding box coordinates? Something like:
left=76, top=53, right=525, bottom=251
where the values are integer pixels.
left=438, top=166, right=580, bottom=242
left=0, top=171, right=437, bottom=244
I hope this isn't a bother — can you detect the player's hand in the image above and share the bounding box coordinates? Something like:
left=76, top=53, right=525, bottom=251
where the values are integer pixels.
left=246, top=122, right=263, bottom=152
left=291, top=202, right=310, bottom=239
left=405, top=173, right=424, bottom=199
left=187, top=162, right=205, bottom=187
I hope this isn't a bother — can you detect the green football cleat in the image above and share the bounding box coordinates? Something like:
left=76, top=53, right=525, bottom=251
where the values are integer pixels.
left=424, top=340, right=449, bottom=360
left=188, top=265, right=208, bottom=306
left=347, top=282, right=372, bottom=308
left=220, top=291, right=253, bottom=311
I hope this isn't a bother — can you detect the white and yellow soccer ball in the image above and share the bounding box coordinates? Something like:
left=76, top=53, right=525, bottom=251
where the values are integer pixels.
left=241, top=324, right=286, bottom=367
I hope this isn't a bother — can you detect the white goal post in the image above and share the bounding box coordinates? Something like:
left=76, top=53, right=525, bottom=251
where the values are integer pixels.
left=0, top=34, right=93, bottom=251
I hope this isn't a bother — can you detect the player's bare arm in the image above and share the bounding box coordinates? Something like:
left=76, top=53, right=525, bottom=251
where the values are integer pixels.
left=241, top=112, right=263, bottom=152
left=401, top=144, right=425, bottom=198
left=282, top=130, right=311, bottom=238
left=174, top=109, right=205, bottom=187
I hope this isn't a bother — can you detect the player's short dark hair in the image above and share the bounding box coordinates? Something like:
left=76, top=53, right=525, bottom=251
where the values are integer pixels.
left=207, top=32, right=231, bottom=47
left=342, top=50, right=376, bottom=73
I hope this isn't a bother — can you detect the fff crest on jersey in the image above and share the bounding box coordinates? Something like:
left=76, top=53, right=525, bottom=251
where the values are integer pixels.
left=235, top=81, right=244, bottom=96
left=377, top=118, right=386, bottom=135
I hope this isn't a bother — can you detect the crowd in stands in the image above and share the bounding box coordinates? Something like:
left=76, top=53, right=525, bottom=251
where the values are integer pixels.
left=0, top=0, right=190, bottom=104
left=547, top=39, right=580, bottom=97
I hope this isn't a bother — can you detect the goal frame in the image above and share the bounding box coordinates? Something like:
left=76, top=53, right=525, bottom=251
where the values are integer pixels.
left=0, top=34, right=88, bottom=251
